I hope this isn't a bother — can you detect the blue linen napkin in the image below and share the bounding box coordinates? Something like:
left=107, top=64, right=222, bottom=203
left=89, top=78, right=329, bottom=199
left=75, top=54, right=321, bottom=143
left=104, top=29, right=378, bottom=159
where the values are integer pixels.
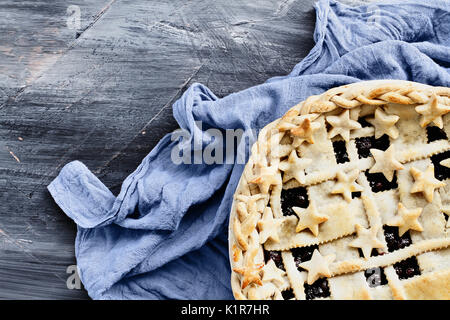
left=48, top=0, right=450, bottom=299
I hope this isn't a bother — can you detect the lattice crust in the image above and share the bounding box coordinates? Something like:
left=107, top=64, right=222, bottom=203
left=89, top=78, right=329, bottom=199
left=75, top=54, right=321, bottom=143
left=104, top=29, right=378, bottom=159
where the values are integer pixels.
left=228, top=80, right=450, bottom=300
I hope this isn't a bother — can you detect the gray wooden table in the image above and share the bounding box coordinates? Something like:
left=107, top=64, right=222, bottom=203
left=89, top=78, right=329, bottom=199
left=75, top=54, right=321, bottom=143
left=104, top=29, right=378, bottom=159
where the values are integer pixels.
left=0, top=0, right=317, bottom=299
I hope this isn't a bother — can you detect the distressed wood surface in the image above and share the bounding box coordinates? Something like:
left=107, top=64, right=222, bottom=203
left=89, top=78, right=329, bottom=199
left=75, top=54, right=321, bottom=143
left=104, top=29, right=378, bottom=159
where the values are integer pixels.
left=0, top=0, right=317, bottom=299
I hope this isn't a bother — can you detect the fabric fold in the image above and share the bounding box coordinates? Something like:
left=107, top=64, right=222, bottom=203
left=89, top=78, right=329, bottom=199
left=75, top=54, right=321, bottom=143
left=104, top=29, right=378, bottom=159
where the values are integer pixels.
left=48, top=0, right=450, bottom=299
left=48, top=161, right=116, bottom=228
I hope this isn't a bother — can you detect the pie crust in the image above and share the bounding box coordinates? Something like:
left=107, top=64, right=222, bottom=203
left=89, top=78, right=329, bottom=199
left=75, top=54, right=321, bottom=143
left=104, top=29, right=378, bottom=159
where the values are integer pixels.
left=228, top=80, right=450, bottom=300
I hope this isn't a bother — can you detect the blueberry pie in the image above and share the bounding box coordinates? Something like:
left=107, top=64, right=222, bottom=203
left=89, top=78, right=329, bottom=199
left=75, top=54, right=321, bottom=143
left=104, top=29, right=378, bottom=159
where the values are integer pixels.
left=229, top=80, right=450, bottom=300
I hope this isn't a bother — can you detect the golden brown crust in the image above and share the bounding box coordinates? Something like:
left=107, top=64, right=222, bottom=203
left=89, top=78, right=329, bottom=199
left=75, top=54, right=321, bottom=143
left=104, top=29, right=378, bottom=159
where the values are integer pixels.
left=229, top=80, right=450, bottom=300
left=402, top=269, right=450, bottom=300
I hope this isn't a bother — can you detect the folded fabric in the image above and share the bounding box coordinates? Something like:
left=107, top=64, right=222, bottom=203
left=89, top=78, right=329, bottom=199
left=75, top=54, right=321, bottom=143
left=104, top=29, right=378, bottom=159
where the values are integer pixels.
left=48, top=0, right=450, bottom=299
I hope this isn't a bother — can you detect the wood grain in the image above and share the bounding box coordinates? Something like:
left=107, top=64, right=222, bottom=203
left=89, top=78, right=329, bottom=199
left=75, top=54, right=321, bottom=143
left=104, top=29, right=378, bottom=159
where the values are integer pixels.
left=0, top=0, right=316, bottom=299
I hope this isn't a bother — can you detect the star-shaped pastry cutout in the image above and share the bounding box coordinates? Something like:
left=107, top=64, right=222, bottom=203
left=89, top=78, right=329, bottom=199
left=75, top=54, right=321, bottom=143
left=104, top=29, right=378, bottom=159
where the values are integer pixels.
left=298, top=249, right=335, bottom=285
left=369, top=145, right=404, bottom=181
left=271, top=144, right=293, bottom=159
left=331, top=169, right=364, bottom=202
left=415, top=94, right=450, bottom=129
left=349, top=224, right=385, bottom=259
left=410, top=165, right=446, bottom=203
left=262, top=259, right=286, bottom=287
left=276, top=109, right=299, bottom=132
left=279, top=150, right=312, bottom=184
left=235, top=194, right=265, bottom=218
left=258, top=208, right=283, bottom=244
left=326, top=110, right=362, bottom=142
left=387, top=203, right=423, bottom=236
left=249, top=164, right=282, bottom=194
left=290, top=114, right=321, bottom=146
left=292, top=201, right=329, bottom=236
left=233, top=248, right=263, bottom=289
left=440, top=159, right=450, bottom=168
left=367, top=108, right=400, bottom=139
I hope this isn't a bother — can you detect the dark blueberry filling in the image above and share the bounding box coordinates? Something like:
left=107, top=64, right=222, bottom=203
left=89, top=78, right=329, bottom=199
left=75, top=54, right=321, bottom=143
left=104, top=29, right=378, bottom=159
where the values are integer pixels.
left=263, top=250, right=285, bottom=271
left=383, top=226, right=412, bottom=252
left=291, top=245, right=318, bottom=271
left=358, top=117, right=372, bottom=128
left=365, top=267, right=388, bottom=287
left=355, top=136, right=374, bottom=158
left=352, top=192, right=361, bottom=198
left=426, top=126, right=448, bottom=142
left=357, top=248, right=381, bottom=258
left=383, top=226, right=421, bottom=279
left=431, top=151, right=450, bottom=181
left=373, top=134, right=391, bottom=150
left=444, top=212, right=449, bottom=222
left=394, top=257, right=421, bottom=279
left=332, top=140, right=350, bottom=164
left=355, top=134, right=390, bottom=159
left=365, top=171, right=398, bottom=192
left=281, top=187, right=309, bottom=216
left=281, top=289, right=295, bottom=300
left=304, top=278, right=331, bottom=300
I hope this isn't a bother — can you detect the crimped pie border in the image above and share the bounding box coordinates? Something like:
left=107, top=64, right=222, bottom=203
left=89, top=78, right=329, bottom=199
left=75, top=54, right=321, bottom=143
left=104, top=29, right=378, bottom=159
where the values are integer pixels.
left=228, top=80, right=450, bottom=300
